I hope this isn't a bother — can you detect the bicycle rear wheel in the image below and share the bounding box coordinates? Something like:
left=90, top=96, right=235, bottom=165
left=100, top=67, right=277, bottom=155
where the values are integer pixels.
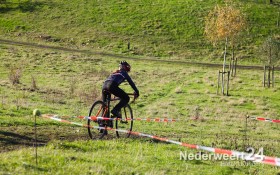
left=115, top=104, right=133, bottom=138
left=88, top=101, right=108, bottom=139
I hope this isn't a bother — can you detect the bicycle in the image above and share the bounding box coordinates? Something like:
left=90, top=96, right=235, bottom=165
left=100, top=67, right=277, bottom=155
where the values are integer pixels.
left=87, top=90, right=135, bottom=139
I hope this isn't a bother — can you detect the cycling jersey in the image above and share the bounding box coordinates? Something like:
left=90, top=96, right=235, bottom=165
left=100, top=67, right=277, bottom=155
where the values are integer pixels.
left=104, top=70, right=139, bottom=95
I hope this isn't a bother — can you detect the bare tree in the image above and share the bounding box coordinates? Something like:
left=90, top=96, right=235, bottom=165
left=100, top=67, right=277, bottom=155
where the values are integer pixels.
left=261, top=35, right=280, bottom=87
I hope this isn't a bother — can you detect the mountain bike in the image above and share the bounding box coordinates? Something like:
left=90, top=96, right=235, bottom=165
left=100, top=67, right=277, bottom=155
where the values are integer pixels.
left=87, top=90, right=135, bottom=139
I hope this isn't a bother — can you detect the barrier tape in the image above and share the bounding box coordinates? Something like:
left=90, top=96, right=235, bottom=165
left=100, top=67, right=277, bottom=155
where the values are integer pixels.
left=43, top=114, right=178, bottom=122
left=249, top=116, right=280, bottom=124
left=41, top=114, right=280, bottom=167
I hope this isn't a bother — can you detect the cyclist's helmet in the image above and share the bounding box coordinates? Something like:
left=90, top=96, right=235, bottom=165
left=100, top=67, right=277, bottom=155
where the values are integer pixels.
left=119, top=61, right=131, bottom=72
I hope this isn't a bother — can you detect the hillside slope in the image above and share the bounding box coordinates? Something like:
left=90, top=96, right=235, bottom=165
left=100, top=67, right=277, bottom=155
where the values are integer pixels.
left=0, top=0, right=279, bottom=62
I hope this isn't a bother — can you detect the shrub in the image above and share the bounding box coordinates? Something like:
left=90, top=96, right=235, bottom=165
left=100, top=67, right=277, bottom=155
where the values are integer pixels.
left=31, top=75, right=38, bottom=91
left=9, top=66, right=22, bottom=85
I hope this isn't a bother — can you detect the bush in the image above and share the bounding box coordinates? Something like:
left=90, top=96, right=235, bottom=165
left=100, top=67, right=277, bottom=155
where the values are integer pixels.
left=9, top=66, right=22, bottom=85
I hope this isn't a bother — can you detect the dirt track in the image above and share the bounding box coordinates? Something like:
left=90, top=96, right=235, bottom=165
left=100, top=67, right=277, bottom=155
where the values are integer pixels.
left=0, top=125, right=90, bottom=152
left=1, top=38, right=277, bottom=70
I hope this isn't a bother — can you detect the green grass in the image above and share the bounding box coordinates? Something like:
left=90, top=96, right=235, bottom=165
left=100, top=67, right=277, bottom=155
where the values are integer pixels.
left=1, top=0, right=280, bottom=174
left=0, top=43, right=280, bottom=174
left=0, top=139, right=278, bottom=175
left=0, top=0, right=279, bottom=60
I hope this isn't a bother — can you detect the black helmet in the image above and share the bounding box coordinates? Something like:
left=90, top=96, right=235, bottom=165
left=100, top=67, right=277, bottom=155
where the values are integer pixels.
left=119, top=61, right=131, bottom=72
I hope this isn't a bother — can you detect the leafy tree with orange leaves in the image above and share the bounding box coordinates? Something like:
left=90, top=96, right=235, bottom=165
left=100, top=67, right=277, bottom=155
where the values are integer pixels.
left=205, top=2, right=246, bottom=73
left=205, top=1, right=246, bottom=95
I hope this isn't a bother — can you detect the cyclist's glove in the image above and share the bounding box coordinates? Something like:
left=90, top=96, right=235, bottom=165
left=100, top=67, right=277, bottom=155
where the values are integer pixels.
left=134, top=92, right=139, bottom=99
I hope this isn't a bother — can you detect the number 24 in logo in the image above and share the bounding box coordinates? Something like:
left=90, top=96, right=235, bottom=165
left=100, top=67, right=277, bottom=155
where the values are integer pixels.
left=245, top=147, right=264, bottom=161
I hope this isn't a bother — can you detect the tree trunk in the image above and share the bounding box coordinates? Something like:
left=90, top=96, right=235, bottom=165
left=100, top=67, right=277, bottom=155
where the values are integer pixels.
left=226, top=71, right=230, bottom=96
left=217, top=71, right=220, bottom=94
left=223, top=37, right=228, bottom=73
left=268, top=43, right=272, bottom=87
left=277, top=12, right=279, bottom=27
left=272, top=66, right=275, bottom=87
left=263, top=66, right=266, bottom=87
left=230, top=45, right=236, bottom=77
left=222, top=38, right=228, bottom=95
left=234, top=56, right=237, bottom=77
left=268, top=66, right=271, bottom=88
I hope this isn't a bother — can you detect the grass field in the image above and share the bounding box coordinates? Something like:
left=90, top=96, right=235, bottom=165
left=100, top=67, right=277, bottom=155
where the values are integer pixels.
left=0, top=0, right=279, bottom=60
left=1, top=0, right=280, bottom=174
left=0, top=42, right=280, bottom=174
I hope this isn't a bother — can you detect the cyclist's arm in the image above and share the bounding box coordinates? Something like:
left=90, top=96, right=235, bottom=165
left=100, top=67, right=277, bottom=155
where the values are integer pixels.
left=123, top=72, right=139, bottom=95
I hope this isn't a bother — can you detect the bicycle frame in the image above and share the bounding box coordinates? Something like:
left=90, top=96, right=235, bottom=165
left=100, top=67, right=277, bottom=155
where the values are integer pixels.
left=87, top=92, right=135, bottom=139
left=96, top=93, right=135, bottom=119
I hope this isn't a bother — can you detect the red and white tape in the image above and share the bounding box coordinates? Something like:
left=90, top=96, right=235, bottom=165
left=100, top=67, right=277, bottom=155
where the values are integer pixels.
left=41, top=114, right=280, bottom=167
left=44, top=114, right=178, bottom=122
left=249, top=116, right=280, bottom=124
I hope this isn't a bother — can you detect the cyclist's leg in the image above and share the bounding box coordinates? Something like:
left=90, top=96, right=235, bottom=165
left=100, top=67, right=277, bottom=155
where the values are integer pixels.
left=102, top=81, right=111, bottom=103
left=110, top=86, right=129, bottom=116
left=99, top=83, right=111, bottom=131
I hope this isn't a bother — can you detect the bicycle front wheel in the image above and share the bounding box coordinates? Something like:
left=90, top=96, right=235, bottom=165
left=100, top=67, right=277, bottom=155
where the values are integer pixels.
left=88, top=100, right=108, bottom=139
left=115, top=104, right=133, bottom=138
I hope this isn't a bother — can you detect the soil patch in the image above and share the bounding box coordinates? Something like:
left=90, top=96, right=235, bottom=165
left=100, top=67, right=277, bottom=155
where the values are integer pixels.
left=0, top=125, right=90, bottom=152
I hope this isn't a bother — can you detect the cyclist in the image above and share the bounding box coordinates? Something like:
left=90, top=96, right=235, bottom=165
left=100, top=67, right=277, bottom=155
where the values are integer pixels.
left=102, top=61, right=139, bottom=118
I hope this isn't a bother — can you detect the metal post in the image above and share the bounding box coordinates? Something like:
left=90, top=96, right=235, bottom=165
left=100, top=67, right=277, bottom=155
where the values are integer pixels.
left=34, top=114, right=38, bottom=166
left=243, top=115, right=249, bottom=151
